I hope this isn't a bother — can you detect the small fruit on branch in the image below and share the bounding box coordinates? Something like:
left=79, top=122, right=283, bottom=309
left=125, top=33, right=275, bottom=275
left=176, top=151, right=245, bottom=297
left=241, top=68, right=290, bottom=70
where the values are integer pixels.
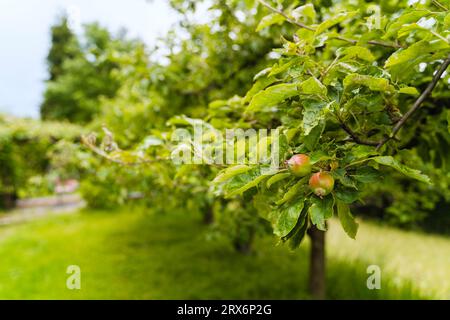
left=309, top=171, right=334, bottom=197
left=287, top=154, right=312, bottom=177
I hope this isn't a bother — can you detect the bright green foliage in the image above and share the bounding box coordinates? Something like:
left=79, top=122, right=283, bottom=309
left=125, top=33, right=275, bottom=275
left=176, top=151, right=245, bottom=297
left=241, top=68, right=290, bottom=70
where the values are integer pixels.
left=371, top=156, right=431, bottom=184
left=273, top=196, right=305, bottom=237
left=206, top=0, right=450, bottom=247
left=81, top=0, right=450, bottom=245
left=41, top=22, right=145, bottom=124
left=336, top=200, right=358, bottom=239
left=309, top=195, right=334, bottom=231
left=248, top=83, right=299, bottom=111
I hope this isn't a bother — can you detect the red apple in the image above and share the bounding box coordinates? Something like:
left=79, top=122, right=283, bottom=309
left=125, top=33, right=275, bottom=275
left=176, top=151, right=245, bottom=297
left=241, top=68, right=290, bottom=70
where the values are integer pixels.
left=287, top=154, right=312, bottom=177
left=309, top=171, right=334, bottom=197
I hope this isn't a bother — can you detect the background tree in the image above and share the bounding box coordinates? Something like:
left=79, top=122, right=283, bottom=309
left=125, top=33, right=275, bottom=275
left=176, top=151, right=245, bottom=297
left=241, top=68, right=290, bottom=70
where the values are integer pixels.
left=45, top=15, right=81, bottom=81
left=0, top=114, right=82, bottom=208
left=41, top=21, right=142, bottom=124
left=41, top=15, right=80, bottom=120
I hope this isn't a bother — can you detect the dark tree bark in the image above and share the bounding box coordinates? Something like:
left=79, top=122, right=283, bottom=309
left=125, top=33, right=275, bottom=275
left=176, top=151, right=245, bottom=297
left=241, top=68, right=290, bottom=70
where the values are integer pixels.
left=307, top=225, right=326, bottom=299
left=233, top=239, right=253, bottom=255
left=202, top=203, right=214, bottom=225
left=0, top=192, right=17, bottom=209
left=232, top=229, right=255, bottom=255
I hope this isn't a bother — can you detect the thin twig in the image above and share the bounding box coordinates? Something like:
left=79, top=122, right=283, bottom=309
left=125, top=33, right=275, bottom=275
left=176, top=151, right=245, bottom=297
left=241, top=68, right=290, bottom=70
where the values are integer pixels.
left=366, top=40, right=403, bottom=49
left=344, top=157, right=378, bottom=169
left=432, top=0, right=449, bottom=11
left=320, top=55, right=339, bottom=80
left=334, top=37, right=403, bottom=49
left=258, top=0, right=314, bottom=31
left=430, top=30, right=449, bottom=44
left=258, top=0, right=402, bottom=49
left=82, top=141, right=165, bottom=166
left=335, top=114, right=379, bottom=146
left=82, top=136, right=229, bottom=168
left=376, top=54, right=450, bottom=150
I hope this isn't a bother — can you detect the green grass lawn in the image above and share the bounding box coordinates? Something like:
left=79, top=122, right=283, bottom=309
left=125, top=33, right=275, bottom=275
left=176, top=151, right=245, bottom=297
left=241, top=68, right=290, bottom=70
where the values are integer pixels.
left=0, top=207, right=448, bottom=299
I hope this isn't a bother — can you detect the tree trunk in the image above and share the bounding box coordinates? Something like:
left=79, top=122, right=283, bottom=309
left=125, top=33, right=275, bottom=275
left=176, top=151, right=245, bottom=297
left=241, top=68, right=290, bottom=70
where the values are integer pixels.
left=233, top=229, right=254, bottom=255
left=202, top=203, right=214, bottom=225
left=307, top=225, right=326, bottom=299
left=0, top=192, right=17, bottom=209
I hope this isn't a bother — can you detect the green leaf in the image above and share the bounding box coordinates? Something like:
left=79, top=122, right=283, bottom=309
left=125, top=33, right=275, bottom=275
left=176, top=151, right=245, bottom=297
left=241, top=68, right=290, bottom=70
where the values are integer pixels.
left=221, top=168, right=258, bottom=195
left=303, top=120, right=325, bottom=151
left=383, top=10, right=430, bottom=39
left=302, top=100, right=329, bottom=135
left=286, top=128, right=300, bottom=143
left=248, top=135, right=272, bottom=162
left=309, top=150, right=333, bottom=164
left=291, top=3, right=316, bottom=24
left=252, top=193, right=273, bottom=221
left=286, top=210, right=308, bottom=249
left=332, top=168, right=357, bottom=189
left=343, top=74, right=394, bottom=92
left=371, top=156, right=432, bottom=184
left=274, top=197, right=305, bottom=237
left=338, top=46, right=375, bottom=62
left=445, top=12, right=450, bottom=28
left=349, top=145, right=378, bottom=161
left=447, top=110, right=450, bottom=134
left=396, top=23, right=429, bottom=39
left=315, top=11, right=358, bottom=35
left=299, top=77, right=327, bottom=97
left=213, top=165, right=251, bottom=183
left=247, top=83, right=298, bottom=111
left=226, top=174, right=268, bottom=197
left=267, top=172, right=291, bottom=188
left=269, top=57, right=304, bottom=77
left=385, top=41, right=426, bottom=68
left=276, top=177, right=308, bottom=205
left=253, top=67, right=272, bottom=81
left=343, top=94, right=384, bottom=113
left=399, top=86, right=420, bottom=96
left=323, top=62, right=359, bottom=85
left=335, top=187, right=360, bottom=204
left=336, top=200, right=358, bottom=239
left=385, top=40, right=449, bottom=80
left=385, top=40, right=449, bottom=68
left=309, top=194, right=334, bottom=231
left=352, top=166, right=381, bottom=183
left=244, top=76, right=277, bottom=104
left=256, top=13, right=285, bottom=32
left=277, top=133, right=290, bottom=163
left=167, top=115, right=212, bottom=129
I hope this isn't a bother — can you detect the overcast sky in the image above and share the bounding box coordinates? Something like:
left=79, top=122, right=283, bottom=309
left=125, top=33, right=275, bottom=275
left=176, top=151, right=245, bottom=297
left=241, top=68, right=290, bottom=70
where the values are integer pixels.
left=0, top=0, right=189, bottom=118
